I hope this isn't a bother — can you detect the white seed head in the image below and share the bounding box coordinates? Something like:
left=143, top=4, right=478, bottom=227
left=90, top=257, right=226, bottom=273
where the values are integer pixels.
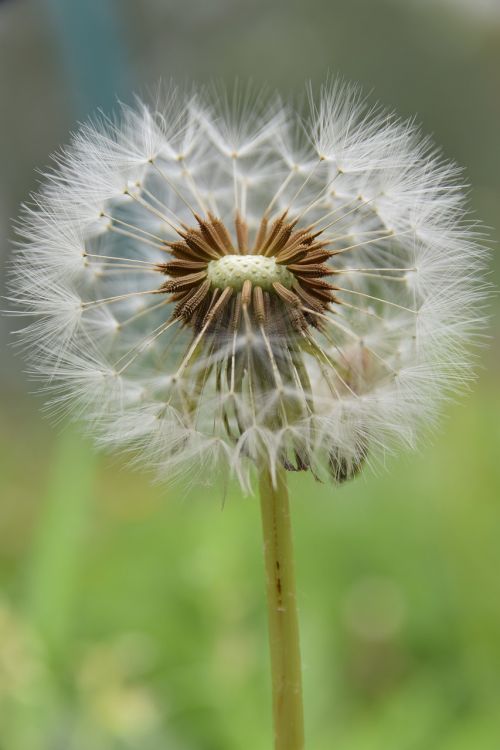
left=7, top=81, right=489, bottom=491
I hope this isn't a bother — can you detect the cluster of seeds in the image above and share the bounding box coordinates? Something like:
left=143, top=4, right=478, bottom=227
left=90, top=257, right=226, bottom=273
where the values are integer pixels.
left=158, top=211, right=337, bottom=332
left=9, top=83, right=487, bottom=489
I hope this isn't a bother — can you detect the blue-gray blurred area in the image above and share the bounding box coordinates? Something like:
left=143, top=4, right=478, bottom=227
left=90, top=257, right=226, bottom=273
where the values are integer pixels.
left=0, top=1, right=499, bottom=749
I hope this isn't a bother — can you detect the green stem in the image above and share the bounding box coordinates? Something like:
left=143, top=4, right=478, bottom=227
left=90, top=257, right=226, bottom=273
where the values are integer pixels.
left=259, top=465, right=305, bottom=750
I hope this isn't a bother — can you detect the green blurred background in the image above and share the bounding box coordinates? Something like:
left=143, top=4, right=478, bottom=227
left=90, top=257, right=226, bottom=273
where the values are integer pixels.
left=1, top=1, right=499, bottom=748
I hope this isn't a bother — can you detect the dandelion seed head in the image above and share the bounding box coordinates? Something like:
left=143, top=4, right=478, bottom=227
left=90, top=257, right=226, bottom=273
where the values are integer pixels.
left=8, top=81, right=489, bottom=491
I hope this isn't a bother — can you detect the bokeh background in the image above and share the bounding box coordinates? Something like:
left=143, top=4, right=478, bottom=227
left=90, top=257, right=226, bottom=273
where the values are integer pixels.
left=1, top=1, right=499, bottom=748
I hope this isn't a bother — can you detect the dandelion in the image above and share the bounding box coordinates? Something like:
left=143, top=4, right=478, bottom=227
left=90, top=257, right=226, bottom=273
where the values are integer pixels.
left=8, top=81, right=488, bottom=749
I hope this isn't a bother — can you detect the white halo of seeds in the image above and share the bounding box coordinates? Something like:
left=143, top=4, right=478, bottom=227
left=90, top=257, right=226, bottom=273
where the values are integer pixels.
left=207, top=254, right=294, bottom=291
left=9, top=81, right=488, bottom=491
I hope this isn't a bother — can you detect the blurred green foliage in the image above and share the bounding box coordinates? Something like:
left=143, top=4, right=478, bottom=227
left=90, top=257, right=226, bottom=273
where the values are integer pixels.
left=1, top=381, right=499, bottom=749
left=1, top=0, right=499, bottom=748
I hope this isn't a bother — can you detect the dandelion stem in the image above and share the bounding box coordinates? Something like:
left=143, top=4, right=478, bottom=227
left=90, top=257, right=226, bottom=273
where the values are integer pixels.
left=259, top=465, right=305, bottom=750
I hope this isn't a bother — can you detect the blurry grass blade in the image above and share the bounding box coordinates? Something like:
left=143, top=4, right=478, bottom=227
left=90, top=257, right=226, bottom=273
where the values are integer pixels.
left=5, top=429, right=97, bottom=750
left=25, top=428, right=96, bottom=660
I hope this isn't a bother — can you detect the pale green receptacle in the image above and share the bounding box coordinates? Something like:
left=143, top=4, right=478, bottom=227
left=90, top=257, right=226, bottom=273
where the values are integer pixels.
left=207, top=254, right=295, bottom=291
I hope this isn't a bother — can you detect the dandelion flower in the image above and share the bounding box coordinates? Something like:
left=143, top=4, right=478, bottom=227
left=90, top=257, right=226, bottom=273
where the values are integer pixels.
left=9, top=82, right=487, bottom=490
left=8, top=81, right=488, bottom=750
